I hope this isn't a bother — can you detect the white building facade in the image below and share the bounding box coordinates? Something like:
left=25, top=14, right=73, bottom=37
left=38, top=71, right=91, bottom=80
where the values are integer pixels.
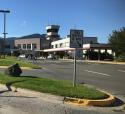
left=51, top=36, right=97, bottom=49
left=44, top=36, right=99, bottom=59
left=43, top=36, right=114, bottom=60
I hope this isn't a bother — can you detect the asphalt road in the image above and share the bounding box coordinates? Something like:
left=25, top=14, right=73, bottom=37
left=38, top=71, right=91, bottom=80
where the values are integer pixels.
left=28, top=60, right=125, bottom=97
left=23, top=60, right=125, bottom=102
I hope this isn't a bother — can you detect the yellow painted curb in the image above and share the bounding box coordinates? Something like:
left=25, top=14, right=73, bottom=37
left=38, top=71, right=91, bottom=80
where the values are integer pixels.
left=21, top=67, right=32, bottom=70
left=0, top=66, right=33, bottom=70
left=0, top=66, right=8, bottom=68
left=64, top=90, right=115, bottom=107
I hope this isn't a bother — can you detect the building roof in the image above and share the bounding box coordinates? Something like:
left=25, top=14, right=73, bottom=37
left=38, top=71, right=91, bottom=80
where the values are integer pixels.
left=6, top=37, right=16, bottom=40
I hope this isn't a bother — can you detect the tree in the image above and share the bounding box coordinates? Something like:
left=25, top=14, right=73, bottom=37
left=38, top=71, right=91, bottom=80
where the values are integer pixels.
left=108, top=27, right=125, bottom=60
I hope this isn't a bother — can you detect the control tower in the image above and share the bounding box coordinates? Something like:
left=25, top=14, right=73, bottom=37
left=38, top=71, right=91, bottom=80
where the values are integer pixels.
left=46, top=25, right=60, bottom=42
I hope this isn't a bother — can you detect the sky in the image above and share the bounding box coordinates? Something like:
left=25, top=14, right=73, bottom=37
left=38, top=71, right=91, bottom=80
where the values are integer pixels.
left=0, top=0, right=125, bottom=43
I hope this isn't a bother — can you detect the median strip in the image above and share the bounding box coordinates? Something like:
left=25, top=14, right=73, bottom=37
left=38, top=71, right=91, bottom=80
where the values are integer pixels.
left=0, top=73, right=108, bottom=100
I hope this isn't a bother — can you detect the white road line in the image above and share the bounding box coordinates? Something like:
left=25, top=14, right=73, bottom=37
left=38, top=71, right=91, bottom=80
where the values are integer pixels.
left=84, top=70, right=111, bottom=76
left=118, top=70, right=125, bottom=73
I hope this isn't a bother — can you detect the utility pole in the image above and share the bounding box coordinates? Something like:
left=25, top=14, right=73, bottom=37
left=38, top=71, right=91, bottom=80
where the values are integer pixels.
left=0, top=10, right=10, bottom=58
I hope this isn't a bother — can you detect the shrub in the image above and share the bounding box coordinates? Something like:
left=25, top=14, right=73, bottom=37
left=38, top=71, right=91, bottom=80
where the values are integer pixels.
left=5, top=63, right=22, bottom=76
left=116, top=54, right=125, bottom=62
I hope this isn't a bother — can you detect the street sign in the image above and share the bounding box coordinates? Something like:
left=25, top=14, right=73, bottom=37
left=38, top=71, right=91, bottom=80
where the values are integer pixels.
left=70, top=29, right=83, bottom=87
left=70, top=29, right=83, bottom=48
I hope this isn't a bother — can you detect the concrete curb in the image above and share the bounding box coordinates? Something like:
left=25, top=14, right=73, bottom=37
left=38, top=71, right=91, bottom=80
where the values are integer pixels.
left=64, top=90, right=116, bottom=107
left=59, top=59, right=125, bottom=65
left=0, top=66, right=36, bottom=70
left=0, top=66, right=8, bottom=68
left=85, top=60, right=125, bottom=65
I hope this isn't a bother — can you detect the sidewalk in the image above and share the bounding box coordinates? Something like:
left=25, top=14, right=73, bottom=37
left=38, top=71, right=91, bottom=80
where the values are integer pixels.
left=0, top=84, right=64, bottom=103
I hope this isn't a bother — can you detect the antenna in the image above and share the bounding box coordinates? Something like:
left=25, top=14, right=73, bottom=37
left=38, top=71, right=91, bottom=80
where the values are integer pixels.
left=73, top=24, right=77, bottom=29
left=47, top=19, right=50, bottom=25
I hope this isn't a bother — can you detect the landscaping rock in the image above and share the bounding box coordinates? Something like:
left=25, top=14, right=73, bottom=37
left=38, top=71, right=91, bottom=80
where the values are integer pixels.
left=5, top=63, right=22, bottom=77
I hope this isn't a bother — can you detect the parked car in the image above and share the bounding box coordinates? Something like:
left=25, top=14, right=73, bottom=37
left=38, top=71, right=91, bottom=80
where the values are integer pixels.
left=47, top=54, right=56, bottom=60
left=18, top=54, right=26, bottom=58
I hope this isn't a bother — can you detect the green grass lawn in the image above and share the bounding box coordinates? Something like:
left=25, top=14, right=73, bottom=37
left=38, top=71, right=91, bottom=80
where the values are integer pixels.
left=0, top=73, right=108, bottom=99
left=0, top=56, right=41, bottom=69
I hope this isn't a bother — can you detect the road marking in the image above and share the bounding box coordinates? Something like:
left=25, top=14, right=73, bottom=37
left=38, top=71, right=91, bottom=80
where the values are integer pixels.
left=118, top=70, right=125, bottom=73
left=84, top=70, right=111, bottom=76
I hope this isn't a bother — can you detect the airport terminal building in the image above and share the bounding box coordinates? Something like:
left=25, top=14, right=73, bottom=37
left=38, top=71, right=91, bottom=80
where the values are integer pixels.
left=0, top=25, right=114, bottom=60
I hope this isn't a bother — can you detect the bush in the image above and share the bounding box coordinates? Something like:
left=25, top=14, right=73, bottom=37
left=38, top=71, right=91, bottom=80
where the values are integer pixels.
left=84, top=51, right=114, bottom=60
left=5, top=63, right=22, bottom=76
left=116, top=54, right=125, bottom=62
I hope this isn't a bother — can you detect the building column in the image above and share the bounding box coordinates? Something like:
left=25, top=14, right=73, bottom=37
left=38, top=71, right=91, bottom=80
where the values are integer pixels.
left=112, top=50, right=116, bottom=60
left=105, top=49, right=107, bottom=53
left=64, top=51, right=66, bottom=59
left=31, top=43, right=33, bottom=50
left=87, top=49, right=90, bottom=60
left=98, top=49, right=101, bottom=61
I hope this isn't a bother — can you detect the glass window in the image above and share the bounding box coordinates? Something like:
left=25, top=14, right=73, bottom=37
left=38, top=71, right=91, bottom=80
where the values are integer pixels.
left=32, top=44, right=37, bottom=49
left=27, top=44, right=31, bottom=50
left=60, top=43, right=63, bottom=47
left=5, top=45, right=10, bottom=49
left=55, top=44, right=58, bottom=48
left=23, top=44, right=26, bottom=49
left=47, top=29, right=58, bottom=32
left=17, top=44, right=21, bottom=49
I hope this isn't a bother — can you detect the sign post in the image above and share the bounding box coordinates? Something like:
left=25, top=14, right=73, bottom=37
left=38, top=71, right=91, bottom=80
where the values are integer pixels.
left=73, top=48, right=76, bottom=87
left=70, top=29, right=83, bottom=87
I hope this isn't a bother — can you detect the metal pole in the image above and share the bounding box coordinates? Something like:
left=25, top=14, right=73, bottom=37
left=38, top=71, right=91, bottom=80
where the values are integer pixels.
left=3, top=13, right=6, bottom=58
left=0, top=10, right=10, bottom=58
left=32, top=45, right=34, bottom=64
left=73, top=49, right=76, bottom=87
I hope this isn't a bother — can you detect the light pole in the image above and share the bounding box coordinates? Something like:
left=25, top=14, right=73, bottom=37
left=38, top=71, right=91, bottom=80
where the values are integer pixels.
left=0, top=10, right=10, bottom=58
